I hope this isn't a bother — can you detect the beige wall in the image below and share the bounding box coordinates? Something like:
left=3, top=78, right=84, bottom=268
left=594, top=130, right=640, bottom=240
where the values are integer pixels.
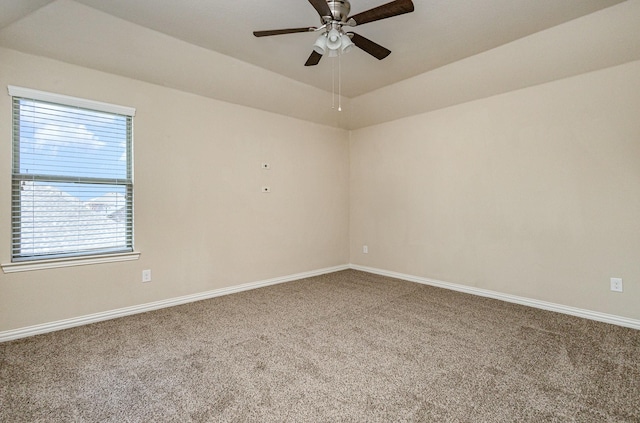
left=0, top=48, right=350, bottom=331
left=1, top=47, right=639, bottom=333
left=350, top=60, right=640, bottom=320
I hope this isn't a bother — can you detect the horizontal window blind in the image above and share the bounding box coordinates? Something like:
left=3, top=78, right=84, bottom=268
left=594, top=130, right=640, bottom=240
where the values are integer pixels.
left=11, top=90, right=134, bottom=261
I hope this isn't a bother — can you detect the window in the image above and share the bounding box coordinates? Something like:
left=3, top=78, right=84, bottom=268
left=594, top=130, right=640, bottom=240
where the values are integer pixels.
left=8, top=86, right=136, bottom=264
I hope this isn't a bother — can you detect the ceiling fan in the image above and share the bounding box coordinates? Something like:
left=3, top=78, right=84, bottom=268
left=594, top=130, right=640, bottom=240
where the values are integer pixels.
left=253, top=0, right=415, bottom=66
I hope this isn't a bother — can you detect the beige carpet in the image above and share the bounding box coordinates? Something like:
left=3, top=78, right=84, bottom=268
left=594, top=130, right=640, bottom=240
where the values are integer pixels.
left=1, top=270, right=638, bottom=422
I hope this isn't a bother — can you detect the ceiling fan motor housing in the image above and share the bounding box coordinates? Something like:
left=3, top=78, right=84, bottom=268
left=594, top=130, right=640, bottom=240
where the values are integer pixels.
left=327, top=0, right=351, bottom=23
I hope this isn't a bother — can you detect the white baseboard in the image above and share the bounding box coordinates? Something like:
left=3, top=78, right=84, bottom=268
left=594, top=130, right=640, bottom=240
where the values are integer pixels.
left=3, top=263, right=637, bottom=342
left=0, top=264, right=350, bottom=343
left=350, top=264, right=640, bottom=330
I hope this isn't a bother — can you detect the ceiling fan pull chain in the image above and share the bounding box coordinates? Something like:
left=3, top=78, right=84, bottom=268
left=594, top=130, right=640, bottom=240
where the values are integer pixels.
left=338, top=51, right=342, bottom=112
left=332, top=53, right=336, bottom=109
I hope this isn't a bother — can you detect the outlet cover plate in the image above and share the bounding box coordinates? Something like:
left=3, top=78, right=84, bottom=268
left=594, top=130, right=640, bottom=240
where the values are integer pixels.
left=610, top=277, right=623, bottom=292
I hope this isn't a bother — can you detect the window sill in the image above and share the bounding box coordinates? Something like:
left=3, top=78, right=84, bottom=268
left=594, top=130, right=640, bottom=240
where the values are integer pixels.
left=1, top=251, right=141, bottom=273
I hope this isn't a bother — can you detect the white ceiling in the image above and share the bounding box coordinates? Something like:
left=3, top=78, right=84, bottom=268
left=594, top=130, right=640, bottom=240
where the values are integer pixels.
left=0, top=0, right=627, bottom=98
left=1, top=0, right=638, bottom=129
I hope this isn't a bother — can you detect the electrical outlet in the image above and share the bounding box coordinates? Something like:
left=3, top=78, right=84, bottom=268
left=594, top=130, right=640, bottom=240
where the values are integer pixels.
left=142, top=269, right=152, bottom=283
left=363, top=245, right=368, bottom=254
left=610, top=277, right=623, bottom=292
left=262, top=186, right=271, bottom=193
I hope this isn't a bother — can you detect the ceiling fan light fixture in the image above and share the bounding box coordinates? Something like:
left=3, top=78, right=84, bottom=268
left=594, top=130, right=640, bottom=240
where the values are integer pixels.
left=340, top=34, right=354, bottom=53
left=326, top=28, right=342, bottom=50
left=313, top=34, right=328, bottom=55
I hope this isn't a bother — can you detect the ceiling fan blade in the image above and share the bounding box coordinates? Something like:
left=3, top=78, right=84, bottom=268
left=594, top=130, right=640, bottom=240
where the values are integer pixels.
left=348, top=0, right=414, bottom=26
left=308, top=0, right=333, bottom=19
left=348, top=32, right=391, bottom=60
left=253, top=27, right=314, bottom=37
left=304, top=50, right=323, bottom=66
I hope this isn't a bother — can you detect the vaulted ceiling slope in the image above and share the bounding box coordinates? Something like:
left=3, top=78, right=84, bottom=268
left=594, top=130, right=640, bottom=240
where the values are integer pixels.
left=1, top=0, right=639, bottom=129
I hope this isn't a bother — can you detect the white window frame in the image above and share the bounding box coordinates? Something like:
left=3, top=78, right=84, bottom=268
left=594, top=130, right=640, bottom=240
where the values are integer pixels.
left=2, top=86, right=139, bottom=273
